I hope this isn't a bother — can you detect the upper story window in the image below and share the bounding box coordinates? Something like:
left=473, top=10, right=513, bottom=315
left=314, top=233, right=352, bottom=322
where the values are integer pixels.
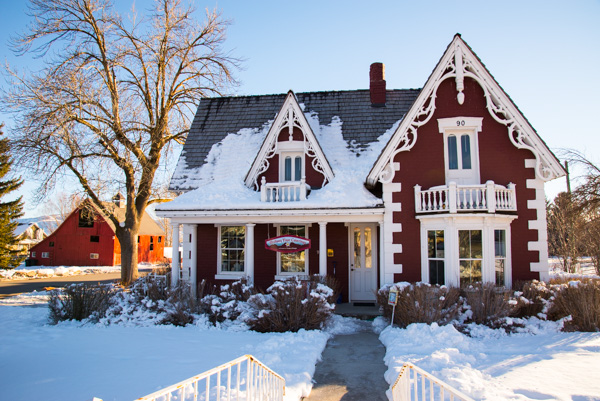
left=284, top=154, right=302, bottom=181
left=438, top=117, right=483, bottom=185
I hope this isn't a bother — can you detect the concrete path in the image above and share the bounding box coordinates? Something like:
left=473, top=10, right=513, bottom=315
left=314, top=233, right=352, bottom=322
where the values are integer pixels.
left=306, top=321, right=388, bottom=401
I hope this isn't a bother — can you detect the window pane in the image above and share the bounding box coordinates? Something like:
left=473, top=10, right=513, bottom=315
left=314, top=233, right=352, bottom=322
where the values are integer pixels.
left=461, top=134, right=472, bottom=169
left=353, top=228, right=362, bottom=269
left=495, top=259, right=505, bottom=286
left=428, top=230, right=444, bottom=258
left=284, top=157, right=292, bottom=181
left=429, top=260, right=445, bottom=285
left=471, top=230, right=482, bottom=258
left=460, top=260, right=482, bottom=285
left=295, top=156, right=302, bottom=181
left=280, top=225, right=306, bottom=273
left=459, top=230, right=470, bottom=258
left=495, top=230, right=506, bottom=257
left=221, top=226, right=245, bottom=272
left=448, top=136, right=458, bottom=170
left=365, top=227, right=372, bottom=269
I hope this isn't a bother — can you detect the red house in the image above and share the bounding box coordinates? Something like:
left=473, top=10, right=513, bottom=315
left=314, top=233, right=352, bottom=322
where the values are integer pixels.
left=156, top=35, right=565, bottom=302
left=29, top=195, right=165, bottom=267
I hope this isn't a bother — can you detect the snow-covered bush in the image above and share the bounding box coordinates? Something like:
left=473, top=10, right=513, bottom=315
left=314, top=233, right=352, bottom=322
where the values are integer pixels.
left=376, top=282, right=461, bottom=328
left=103, top=279, right=198, bottom=327
left=512, top=280, right=554, bottom=319
left=48, top=283, right=116, bottom=324
left=244, top=276, right=336, bottom=333
left=461, top=283, right=519, bottom=328
left=547, top=278, right=600, bottom=331
left=199, top=278, right=256, bottom=324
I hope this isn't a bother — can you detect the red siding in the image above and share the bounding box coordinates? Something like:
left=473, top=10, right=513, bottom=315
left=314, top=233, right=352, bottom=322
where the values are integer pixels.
left=391, top=77, right=539, bottom=282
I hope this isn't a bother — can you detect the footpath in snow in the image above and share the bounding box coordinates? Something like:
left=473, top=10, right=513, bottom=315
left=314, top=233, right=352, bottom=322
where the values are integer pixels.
left=307, top=320, right=388, bottom=401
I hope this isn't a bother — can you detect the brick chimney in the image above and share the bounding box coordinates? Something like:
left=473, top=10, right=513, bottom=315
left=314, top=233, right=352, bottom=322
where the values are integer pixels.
left=370, top=62, right=386, bottom=107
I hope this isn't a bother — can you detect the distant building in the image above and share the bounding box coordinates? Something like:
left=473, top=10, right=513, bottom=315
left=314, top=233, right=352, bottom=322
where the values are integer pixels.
left=28, top=196, right=165, bottom=266
left=14, top=222, right=47, bottom=254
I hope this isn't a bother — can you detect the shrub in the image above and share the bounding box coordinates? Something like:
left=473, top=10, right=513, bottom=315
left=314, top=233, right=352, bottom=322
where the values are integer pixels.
left=512, top=280, right=553, bottom=318
left=245, top=276, right=336, bottom=333
left=376, top=282, right=461, bottom=328
left=462, top=283, right=518, bottom=327
left=199, top=278, right=256, bottom=324
left=48, top=283, right=116, bottom=324
left=548, top=279, right=600, bottom=332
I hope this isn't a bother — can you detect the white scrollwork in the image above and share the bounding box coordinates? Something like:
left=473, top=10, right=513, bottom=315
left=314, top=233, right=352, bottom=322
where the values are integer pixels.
left=305, top=139, right=329, bottom=187
left=253, top=140, right=277, bottom=190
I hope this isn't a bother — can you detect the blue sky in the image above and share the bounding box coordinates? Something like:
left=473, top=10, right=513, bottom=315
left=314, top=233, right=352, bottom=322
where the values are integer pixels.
left=1, top=0, right=599, bottom=216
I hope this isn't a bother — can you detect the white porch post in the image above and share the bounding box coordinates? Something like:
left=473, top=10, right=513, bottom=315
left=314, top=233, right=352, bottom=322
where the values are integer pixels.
left=379, top=221, right=385, bottom=288
left=318, top=222, right=327, bottom=276
left=182, top=224, right=198, bottom=298
left=170, top=223, right=180, bottom=288
left=245, top=223, right=255, bottom=284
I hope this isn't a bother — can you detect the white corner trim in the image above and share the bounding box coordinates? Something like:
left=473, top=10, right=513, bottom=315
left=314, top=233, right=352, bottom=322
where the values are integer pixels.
left=525, top=172, right=550, bottom=279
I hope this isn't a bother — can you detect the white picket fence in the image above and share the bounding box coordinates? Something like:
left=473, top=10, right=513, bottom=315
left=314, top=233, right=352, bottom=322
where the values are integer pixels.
left=391, top=363, right=475, bottom=401
left=135, top=355, right=285, bottom=401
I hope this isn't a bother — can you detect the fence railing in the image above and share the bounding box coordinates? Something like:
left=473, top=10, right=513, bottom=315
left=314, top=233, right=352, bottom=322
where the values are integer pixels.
left=391, top=363, right=475, bottom=401
left=135, top=355, right=285, bottom=401
left=415, top=181, right=516, bottom=214
left=260, top=176, right=309, bottom=202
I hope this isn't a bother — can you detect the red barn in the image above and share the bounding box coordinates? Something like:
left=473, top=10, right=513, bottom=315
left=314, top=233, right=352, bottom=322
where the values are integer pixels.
left=157, top=35, right=565, bottom=302
left=29, top=196, right=165, bottom=267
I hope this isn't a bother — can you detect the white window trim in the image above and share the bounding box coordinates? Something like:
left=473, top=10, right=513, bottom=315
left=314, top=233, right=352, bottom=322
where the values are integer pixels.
left=418, top=215, right=514, bottom=287
left=90, top=253, right=99, bottom=260
left=279, top=151, right=304, bottom=183
left=276, top=224, right=310, bottom=278
left=41, top=252, right=49, bottom=258
left=216, top=225, right=246, bottom=279
left=438, top=117, right=483, bottom=185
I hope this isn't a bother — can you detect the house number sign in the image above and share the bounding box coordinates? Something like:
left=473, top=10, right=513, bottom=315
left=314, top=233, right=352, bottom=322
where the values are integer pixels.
left=456, top=120, right=466, bottom=126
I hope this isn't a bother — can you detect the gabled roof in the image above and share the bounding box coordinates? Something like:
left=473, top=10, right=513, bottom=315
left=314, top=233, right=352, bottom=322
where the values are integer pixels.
left=367, top=34, right=565, bottom=185
left=170, top=89, right=420, bottom=192
left=244, top=91, right=334, bottom=189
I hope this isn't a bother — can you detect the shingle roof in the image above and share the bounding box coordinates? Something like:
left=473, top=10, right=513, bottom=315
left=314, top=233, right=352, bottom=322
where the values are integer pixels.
left=171, top=89, right=420, bottom=191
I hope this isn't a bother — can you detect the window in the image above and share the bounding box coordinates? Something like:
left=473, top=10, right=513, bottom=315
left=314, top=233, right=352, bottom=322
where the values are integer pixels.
left=31, top=251, right=36, bottom=258
left=150, top=236, right=154, bottom=243
left=42, top=252, right=49, bottom=258
left=438, top=117, right=482, bottom=185
left=279, top=225, right=307, bottom=274
left=90, top=253, right=99, bottom=260
left=495, top=230, right=507, bottom=286
left=90, top=235, right=100, bottom=243
left=459, top=230, right=482, bottom=285
left=78, top=209, right=94, bottom=228
left=427, top=230, right=445, bottom=285
left=49, top=241, right=55, bottom=247
left=281, top=152, right=303, bottom=182
left=158, top=236, right=162, bottom=243
left=220, top=226, right=245, bottom=273
left=137, top=236, right=140, bottom=243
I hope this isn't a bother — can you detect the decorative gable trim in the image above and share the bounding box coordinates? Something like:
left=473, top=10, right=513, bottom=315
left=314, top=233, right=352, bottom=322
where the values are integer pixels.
left=367, top=34, right=565, bottom=186
left=245, top=90, right=334, bottom=189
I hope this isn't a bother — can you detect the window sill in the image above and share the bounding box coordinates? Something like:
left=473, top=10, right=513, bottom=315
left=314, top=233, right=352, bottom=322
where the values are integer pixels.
left=275, top=274, right=309, bottom=281
left=215, top=274, right=245, bottom=280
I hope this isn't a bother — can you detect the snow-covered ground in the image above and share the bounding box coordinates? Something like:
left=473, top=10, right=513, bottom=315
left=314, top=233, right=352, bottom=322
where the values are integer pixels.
left=378, top=318, right=600, bottom=400
left=0, top=263, right=161, bottom=280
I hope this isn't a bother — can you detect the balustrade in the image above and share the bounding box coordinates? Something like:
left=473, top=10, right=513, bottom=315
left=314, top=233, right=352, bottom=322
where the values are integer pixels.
left=414, top=181, right=516, bottom=213
left=260, top=176, right=309, bottom=202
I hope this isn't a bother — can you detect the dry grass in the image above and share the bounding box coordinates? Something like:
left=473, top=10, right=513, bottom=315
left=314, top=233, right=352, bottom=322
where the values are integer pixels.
left=549, top=278, right=600, bottom=332
left=462, top=283, right=517, bottom=326
left=48, top=283, right=116, bottom=324
left=377, top=283, right=461, bottom=328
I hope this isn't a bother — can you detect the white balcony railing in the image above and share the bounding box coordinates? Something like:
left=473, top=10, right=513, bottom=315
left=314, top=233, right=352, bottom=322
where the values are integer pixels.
left=260, top=176, right=309, bottom=202
left=135, top=354, right=285, bottom=401
left=391, top=363, right=475, bottom=401
left=414, top=181, right=516, bottom=214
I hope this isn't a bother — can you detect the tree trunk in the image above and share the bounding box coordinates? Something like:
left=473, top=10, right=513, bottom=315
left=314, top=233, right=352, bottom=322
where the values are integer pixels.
left=117, top=227, right=139, bottom=286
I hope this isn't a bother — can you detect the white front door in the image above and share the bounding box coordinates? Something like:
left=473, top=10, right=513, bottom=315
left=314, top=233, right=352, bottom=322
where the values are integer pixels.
left=350, top=224, right=377, bottom=302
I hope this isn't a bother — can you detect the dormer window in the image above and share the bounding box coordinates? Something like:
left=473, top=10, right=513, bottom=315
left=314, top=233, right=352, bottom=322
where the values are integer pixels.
left=283, top=153, right=303, bottom=182
left=438, top=117, right=483, bottom=185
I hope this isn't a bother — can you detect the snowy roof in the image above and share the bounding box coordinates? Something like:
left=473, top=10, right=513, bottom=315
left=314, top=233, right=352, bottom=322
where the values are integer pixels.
left=170, top=89, right=420, bottom=192
left=16, top=216, right=58, bottom=236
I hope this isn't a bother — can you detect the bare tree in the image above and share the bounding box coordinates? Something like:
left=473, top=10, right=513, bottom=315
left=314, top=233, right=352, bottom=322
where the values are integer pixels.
left=3, top=0, right=238, bottom=284
left=547, top=193, right=584, bottom=273
left=42, top=192, right=84, bottom=231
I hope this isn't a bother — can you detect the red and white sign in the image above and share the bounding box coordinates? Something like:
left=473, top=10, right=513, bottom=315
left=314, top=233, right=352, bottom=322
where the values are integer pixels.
left=265, top=235, right=311, bottom=253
